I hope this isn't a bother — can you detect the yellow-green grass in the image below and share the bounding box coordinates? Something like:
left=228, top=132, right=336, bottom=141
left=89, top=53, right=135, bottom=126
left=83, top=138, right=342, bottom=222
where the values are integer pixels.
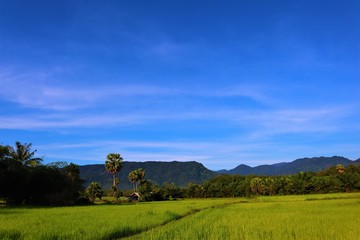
left=128, top=193, right=360, bottom=240
left=0, top=198, right=235, bottom=240
left=1, top=193, right=359, bottom=240
left=93, top=196, right=128, bottom=204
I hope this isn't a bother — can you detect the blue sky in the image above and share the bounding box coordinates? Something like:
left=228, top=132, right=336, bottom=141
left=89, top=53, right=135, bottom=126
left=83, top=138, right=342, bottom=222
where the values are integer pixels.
left=0, top=0, right=359, bottom=170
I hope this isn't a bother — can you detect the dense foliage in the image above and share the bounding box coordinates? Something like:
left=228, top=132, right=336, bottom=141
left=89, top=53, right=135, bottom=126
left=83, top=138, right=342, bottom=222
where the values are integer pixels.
left=0, top=142, right=84, bottom=205
left=128, top=168, right=145, bottom=192
left=80, top=161, right=217, bottom=190
left=86, top=182, right=103, bottom=203
left=130, top=163, right=360, bottom=201
left=80, top=157, right=360, bottom=191
left=184, top=164, right=360, bottom=198
left=2, top=141, right=359, bottom=205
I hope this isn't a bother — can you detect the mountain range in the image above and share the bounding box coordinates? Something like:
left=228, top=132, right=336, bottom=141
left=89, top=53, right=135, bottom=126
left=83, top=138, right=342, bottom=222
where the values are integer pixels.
left=79, top=156, right=360, bottom=190
left=79, top=161, right=216, bottom=190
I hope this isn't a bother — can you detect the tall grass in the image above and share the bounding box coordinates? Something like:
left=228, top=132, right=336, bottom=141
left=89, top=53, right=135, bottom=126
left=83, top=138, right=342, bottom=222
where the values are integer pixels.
left=128, top=193, right=360, bottom=240
left=0, top=199, right=234, bottom=240
left=1, top=193, right=359, bottom=240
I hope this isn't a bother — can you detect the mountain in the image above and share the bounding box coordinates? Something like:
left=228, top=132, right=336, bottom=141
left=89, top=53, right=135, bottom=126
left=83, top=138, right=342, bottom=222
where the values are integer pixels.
left=221, top=156, right=355, bottom=175
left=79, top=161, right=216, bottom=190
left=79, top=156, right=359, bottom=190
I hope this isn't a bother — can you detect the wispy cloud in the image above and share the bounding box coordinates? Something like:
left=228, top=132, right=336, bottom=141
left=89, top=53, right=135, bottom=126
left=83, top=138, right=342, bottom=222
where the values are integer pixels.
left=149, top=39, right=185, bottom=58
left=0, top=68, right=268, bottom=110
left=0, top=69, right=180, bottom=110
left=0, top=113, right=160, bottom=129
left=0, top=102, right=355, bottom=141
left=180, top=106, right=354, bottom=136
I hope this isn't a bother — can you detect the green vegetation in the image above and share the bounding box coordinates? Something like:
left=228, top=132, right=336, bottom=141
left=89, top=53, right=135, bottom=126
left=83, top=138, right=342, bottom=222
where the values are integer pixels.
left=79, top=157, right=360, bottom=190
left=0, top=198, right=235, bottom=240
left=105, top=153, right=123, bottom=199
left=6, top=141, right=43, bottom=167
left=185, top=164, right=360, bottom=198
left=1, top=141, right=360, bottom=240
left=0, top=142, right=84, bottom=205
left=128, top=193, right=360, bottom=240
left=129, top=163, right=360, bottom=201
left=2, top=141, right=360, bottom=205
left=1, top=193, right=359, bottom=239
left=128, top=168, right=145, bottom=192
left=86, top=182, right=103, bottom=203
left=79, top=161, right=216, bottom=190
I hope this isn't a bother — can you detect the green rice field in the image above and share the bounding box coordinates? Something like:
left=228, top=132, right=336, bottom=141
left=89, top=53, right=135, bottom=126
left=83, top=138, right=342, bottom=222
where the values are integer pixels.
left=1, top=193, right=359, bottom=240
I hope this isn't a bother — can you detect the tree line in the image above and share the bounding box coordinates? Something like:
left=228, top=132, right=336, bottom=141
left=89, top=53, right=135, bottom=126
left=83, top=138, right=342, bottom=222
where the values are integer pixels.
left=112, top=163, right=360, bottom=201
left=2, top=142, right=360, bottom=205
left=0, top=144, right=148, bottom=205
left=97, top=152, right=360, bottom=201
left=0, top=142, right=84, bottom=205
left=179, top=164, right=360, bottom=198
left=86, top=152, right=184, bottom=202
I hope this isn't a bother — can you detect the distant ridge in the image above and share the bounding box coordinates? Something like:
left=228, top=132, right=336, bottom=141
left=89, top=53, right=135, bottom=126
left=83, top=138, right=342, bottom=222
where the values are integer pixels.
left=79, top=156, right=359, bottom=190
left=79, top=161, right=216, bottom=190
left=219, top=156, right=355, bottom=175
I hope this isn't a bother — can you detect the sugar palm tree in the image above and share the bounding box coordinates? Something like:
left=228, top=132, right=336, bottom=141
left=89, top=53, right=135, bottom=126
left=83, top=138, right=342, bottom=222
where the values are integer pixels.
left=8, top=141, right=42, bottom=167
left=128, top=170, right=137, bottom=192
left=64, top=163, right=81, bottom=182
left=105, top=153, right=123, bottom=198
left=128, top=168, right=145, bottom=192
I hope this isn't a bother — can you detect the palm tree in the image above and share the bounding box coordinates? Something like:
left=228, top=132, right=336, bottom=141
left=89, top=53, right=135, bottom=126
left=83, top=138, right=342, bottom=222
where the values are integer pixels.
left=105, top=153, right=123, bottom=198
left=8, top=141, right=42, bottom=167
left=64, top=163, right=81, bottom=182
left=0, top=144, right=10, bottom=160
left=128, top=170, right=137, bottom=192
left=128, top=168, right=145, bottom=192
left=336, top=164, right=345, bottom=174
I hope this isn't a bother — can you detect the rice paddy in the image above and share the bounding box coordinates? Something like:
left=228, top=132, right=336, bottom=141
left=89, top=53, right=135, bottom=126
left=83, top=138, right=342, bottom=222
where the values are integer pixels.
left=1, top=193, right=359, bottom=240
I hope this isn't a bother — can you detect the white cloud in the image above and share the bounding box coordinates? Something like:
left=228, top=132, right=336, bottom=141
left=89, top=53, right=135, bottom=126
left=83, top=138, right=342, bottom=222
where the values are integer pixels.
left=0, top=68, right=270, bottom=111
left=0, top=102, right=355, bottom=142
left=0, top=70, right=180, bottom=110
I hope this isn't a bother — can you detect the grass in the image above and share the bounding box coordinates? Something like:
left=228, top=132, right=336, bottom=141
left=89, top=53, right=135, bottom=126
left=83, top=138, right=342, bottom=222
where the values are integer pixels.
left=0, top=198, right=235, bottom=240
left=1, top=193, right=359, bottom=240
left=127, top=193, right=360, bottom=240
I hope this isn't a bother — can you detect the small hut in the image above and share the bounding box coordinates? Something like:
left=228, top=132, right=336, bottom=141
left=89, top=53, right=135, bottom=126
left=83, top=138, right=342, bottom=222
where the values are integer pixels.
left=128, top=192, right=140, bottom=201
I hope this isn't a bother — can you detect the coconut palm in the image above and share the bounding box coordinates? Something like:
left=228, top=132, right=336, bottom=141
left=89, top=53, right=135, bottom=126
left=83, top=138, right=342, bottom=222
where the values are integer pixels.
left=0, top=144, right=10, bottom=160
left=105, top=153, right=123, bottom=197
left=8, top=141, right=42, bottom=167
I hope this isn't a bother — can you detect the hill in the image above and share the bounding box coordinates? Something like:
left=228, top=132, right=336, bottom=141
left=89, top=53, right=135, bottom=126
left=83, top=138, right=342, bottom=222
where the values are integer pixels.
left=221, top=156, right=355, bottom=175
left=80, top=156, right=359, bottom=190
left=79, top=161, right=216, bottom=190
